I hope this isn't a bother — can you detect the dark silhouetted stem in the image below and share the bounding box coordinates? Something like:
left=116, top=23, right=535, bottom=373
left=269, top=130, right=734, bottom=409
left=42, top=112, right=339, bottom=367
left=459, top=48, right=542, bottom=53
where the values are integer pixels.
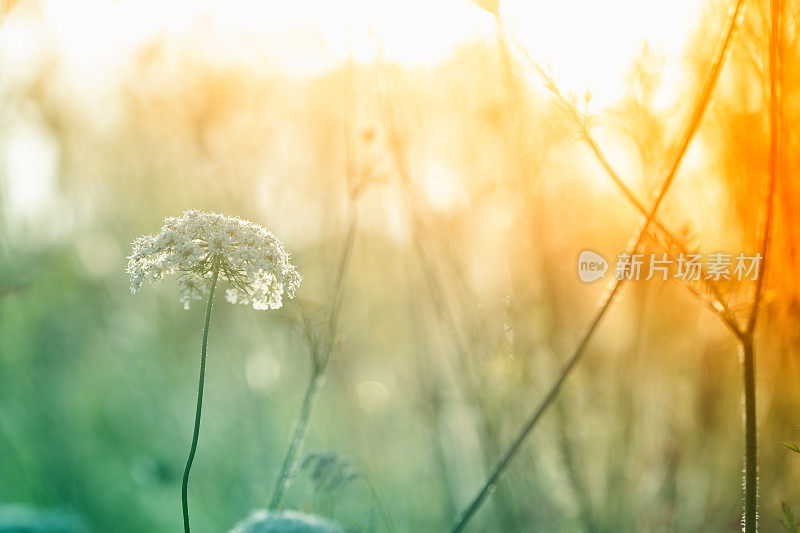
left=182, top=258, right=221, bottom=533
left=741, top=336, right=758, bottom=532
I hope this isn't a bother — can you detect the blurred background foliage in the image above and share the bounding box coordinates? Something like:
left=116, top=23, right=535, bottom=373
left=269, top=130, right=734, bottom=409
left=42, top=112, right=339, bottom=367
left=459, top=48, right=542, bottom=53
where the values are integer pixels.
left=0, top=0, right=799, bottom=531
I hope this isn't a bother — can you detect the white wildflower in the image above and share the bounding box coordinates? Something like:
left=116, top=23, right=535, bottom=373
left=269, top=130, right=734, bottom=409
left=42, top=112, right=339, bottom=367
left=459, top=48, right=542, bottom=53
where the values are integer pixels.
left=127, top=210, right=301, bottom=310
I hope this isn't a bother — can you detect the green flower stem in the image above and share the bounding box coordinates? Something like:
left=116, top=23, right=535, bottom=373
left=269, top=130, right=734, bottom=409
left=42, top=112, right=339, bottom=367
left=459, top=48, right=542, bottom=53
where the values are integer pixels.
left=182, top=257, right=221, bottom=533
left=268, top=370, right=324, bottom=509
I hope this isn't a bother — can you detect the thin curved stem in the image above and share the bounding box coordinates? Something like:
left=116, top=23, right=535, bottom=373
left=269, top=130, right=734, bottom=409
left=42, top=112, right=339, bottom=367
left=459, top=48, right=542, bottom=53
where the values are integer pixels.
left=501, top=10, right=743, bottom=336
left=182, top=257, right=221, bottom=533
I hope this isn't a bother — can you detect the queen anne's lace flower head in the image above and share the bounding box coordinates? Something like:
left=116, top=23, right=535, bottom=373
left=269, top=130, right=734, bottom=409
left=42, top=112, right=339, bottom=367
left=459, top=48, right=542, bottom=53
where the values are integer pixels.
left=127, top=210, right=301, bottom=310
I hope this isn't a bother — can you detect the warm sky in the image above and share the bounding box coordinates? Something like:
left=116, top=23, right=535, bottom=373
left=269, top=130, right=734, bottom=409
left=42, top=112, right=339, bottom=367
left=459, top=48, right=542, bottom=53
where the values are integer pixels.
left=0, top=0, right=706, bottom=224
left=2, top=0, right=702, bottom=107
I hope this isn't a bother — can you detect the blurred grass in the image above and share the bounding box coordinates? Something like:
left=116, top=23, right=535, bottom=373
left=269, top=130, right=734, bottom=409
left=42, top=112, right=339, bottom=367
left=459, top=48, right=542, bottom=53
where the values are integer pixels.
left=1, top=0, right=800, bottom=531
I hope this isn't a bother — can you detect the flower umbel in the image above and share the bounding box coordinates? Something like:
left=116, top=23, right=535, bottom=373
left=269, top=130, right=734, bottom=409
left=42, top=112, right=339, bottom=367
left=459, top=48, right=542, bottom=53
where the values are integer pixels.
left=127, top=210, right=301, bottom=533
left=127, top=210, right=301, bottom=310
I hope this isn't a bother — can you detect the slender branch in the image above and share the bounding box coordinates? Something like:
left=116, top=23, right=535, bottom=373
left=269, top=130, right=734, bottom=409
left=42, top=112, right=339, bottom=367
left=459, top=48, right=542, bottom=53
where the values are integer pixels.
left=182, top=256, right=221, bottom=533
left=740, top=1, right=780, bottom=530
left=500, top=16, right=742, bottom=336
left=449, top=1, right=745, bottom=529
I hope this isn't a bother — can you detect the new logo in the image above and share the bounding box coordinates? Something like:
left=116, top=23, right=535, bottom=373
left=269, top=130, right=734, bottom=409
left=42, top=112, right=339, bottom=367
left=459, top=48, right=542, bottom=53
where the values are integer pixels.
left=578, top=250, right=608, bottom=283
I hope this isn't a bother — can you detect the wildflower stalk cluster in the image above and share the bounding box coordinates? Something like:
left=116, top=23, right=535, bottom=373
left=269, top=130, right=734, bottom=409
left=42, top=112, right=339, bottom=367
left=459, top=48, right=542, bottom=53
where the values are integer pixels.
left=127, top=210, right=300, bottom=533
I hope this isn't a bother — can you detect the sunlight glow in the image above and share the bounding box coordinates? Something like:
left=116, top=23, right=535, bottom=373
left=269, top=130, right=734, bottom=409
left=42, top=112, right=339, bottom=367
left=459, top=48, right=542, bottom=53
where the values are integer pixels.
left=504, top=0, right=701, bottom=108
left=3, top=123, right=58, bottom=221
left=6, top=0, right=699, bottom=110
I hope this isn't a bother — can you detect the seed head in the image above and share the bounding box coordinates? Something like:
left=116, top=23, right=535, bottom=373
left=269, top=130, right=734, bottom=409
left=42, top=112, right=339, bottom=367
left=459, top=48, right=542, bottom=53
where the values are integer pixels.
left=127, top=210, right=301, bottom=310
